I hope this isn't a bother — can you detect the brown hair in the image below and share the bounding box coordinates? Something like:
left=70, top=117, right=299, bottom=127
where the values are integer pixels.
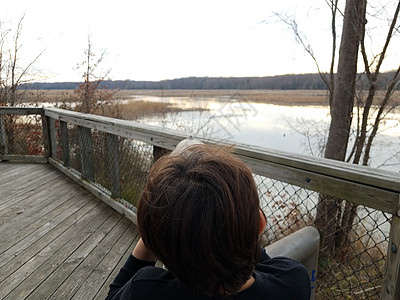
left=137, top=144, right=261, bottom=297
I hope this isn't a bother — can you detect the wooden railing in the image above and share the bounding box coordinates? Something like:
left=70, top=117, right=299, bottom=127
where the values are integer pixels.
left=1, top=106, right=399, bottom=299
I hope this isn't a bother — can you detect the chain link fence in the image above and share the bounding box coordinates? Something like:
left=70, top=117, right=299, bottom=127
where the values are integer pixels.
left=0, top=113, right=45, bottom=157
left=0, top=108, right=394, bottom=299
left=255, top=176, right=390, bottom=299
left=53, top=122, right=154, bottom=208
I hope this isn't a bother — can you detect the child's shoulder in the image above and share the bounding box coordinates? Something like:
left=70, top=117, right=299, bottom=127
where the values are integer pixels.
left=134, top=266, right=174, bottom=282
left=254, top=253, right=311, bottom=299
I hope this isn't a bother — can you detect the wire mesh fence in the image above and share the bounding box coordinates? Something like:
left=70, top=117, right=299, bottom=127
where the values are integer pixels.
left=0, top=109, right=394, bottom=299
left=0, top=113, right=45, bottom=157
left=53, top=122, right=155, bottom=207
left=255, top=175, right=390, bottom=299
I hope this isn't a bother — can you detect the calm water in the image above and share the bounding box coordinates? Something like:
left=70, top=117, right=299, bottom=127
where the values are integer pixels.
left=130, top=95, right=400, bottom=173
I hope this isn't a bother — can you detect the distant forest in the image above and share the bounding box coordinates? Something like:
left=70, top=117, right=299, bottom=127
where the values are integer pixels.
left=23, top=72, right=399, bottom=90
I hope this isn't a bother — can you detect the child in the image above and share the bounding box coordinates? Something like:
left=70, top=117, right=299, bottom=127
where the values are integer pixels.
left=106, top=140, right=311, bottom=299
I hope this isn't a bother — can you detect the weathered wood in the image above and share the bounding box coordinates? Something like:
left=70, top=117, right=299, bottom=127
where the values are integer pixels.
left=0, top=167, right=65, bottom=221
left=381, top=214, right=400, bottom=300
left=48, top=116, right=57, bottom=159
left=1, top=208, right=118, bottom=299
left=0, top=107, right=43, bottom=115
left=0, top=114, right=9, bottom=155
left=78, top=125, right=95, bottom=181
left=60, top=120, right=70, bottom=167
left=240, top=155, right=400, bottom=215
left=106, top=133, right=121, bottom=198
left=45, top=217, right=133, bottom=299
left=81, top=224, right=139, bottom=300
left=0, top=177, right=82, bottom=256
left=234, top=144, right=400, bottom=193
left=0, top=163, right=44, bottom=188
left=0, top=154, right=47, bottom=163
left=41, top=111, right=50, bottom=159
left=24, top=211, right=124, bottom=299
left=0, top=194, right=102, bottom=284
left=43, top=107, right=400, bottom=193
left=44, top=107, right=187, bottom=151
left=153, top=145, right=170, bottom=163
left=0, top=165, right=61, bottom=205
left=49, top=158, right=137, bottom=224
left=0, top=163, right=139, bottom=300
left=0, top=189, right=89, bottom=269
left=93, top=235, right=138, bottom=300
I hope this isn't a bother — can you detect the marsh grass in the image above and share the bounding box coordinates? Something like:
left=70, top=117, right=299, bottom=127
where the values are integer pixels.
left=20, top=89, right=400, bottom=110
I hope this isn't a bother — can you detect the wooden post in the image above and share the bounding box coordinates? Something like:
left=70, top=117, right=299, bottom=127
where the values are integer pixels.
left=153, top=146, right=169, bottom=164
left=60, top=121, right=70, bottom=167
left=48, top=117, right=57, bottom=159
left=381, top=211, right=400, bottom=300
left=0, top=115, right=8, bottom=156
left=78, top=126, right=94, bottom=182
left=106, top=133, right=121, bottom=198
left=41, top=113, right=50, bottom=159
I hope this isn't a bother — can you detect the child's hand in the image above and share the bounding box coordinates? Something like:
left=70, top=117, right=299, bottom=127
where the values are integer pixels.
left=132, top=238, right=157, bottom=262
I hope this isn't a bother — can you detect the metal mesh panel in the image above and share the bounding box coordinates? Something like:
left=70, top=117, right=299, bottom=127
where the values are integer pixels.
left=57, top=125, right=154, bottom=207
left=65, top=124, right=82, bottom=173
left=88, top=130, right=153, bottom=205
left=255, top=174, right=390, bottom=299
left=0, top=114, right=45, bottom=156
left=117, top=139, right=153, bottom=205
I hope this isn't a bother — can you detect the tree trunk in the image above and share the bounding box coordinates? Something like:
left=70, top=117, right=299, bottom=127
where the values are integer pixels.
left=315, top=0, right=366, bottom=254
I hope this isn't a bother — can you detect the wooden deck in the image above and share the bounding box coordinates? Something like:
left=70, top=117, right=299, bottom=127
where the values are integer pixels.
left=0, top=162, right=139, bottom=300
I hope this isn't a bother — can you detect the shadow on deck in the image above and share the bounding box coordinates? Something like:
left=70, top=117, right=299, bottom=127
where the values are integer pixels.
left=0, top=162, right=139, bottom=300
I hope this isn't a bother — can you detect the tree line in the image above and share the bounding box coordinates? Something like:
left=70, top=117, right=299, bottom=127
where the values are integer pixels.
left=21, top=71, right=399, bottom=91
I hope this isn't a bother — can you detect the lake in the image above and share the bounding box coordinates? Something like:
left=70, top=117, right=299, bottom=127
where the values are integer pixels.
left=129, top=95, right=400, bottom=174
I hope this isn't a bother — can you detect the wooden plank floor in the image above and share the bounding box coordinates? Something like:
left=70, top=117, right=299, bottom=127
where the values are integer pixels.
left=0, top=162, right=140, bottom=300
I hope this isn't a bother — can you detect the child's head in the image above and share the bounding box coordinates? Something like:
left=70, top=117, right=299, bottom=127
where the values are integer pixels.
left=137, top=144, right=262, bottom=297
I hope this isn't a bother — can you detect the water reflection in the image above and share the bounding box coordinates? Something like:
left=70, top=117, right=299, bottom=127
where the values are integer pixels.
left=132, top=96, right=399, bottom=173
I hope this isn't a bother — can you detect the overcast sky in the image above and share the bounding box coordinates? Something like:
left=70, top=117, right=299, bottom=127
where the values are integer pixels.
left=1, top=0, right=399, bottom=82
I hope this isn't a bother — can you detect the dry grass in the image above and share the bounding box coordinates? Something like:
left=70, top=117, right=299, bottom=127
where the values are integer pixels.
left=92, top=100, right=204, bottom=119
left=117, top=89, right=332, bottom=106
left=20, top=88, right=400, bottom=108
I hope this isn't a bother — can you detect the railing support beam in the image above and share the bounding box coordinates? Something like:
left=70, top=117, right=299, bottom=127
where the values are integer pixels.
left=381, top=214, right=400, bottom=300
left=0, top=114, right=8, bottom=156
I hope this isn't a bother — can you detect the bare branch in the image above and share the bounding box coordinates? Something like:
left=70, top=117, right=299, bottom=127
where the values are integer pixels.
left=272, top=12, right=331, bottom=90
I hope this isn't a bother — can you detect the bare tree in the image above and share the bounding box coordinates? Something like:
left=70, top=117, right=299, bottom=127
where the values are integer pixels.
left=0, top=15, right=45, bottom=156
left=0, top=15, right=44, bottom=106
left=316, top=0, right=366, bottom=254
left=273, top=0, right=400, bottom=254
left=331, top=0, right=400, bottom=251
left=73, top=35, right=115, bottom=114
left=272, top=0, right=340, bottom=106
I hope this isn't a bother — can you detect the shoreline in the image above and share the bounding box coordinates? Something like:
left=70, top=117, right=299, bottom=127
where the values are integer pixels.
left=116, top=89, right=330, bottom=106
left=22, top=89, right=400, bottom=107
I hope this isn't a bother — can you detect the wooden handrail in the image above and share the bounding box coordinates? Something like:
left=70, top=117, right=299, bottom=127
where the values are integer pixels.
left=42, top=107, right=400, bottom=214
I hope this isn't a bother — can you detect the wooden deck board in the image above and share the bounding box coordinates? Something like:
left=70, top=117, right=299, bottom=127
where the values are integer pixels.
left=93, top=233, right=139, bottom=300
left=0, top=163, right=139, bottom=300
left=0, top=171, right=69, bottom=221
left=0, top=164, right=42, bottom=184
left=0, top=166, right=62, bottom=208
left=0, top=190, right=93, bottom=265
left=0, top=179, right=89, bottom=253
left=0, top=195, right=103, bottom=283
